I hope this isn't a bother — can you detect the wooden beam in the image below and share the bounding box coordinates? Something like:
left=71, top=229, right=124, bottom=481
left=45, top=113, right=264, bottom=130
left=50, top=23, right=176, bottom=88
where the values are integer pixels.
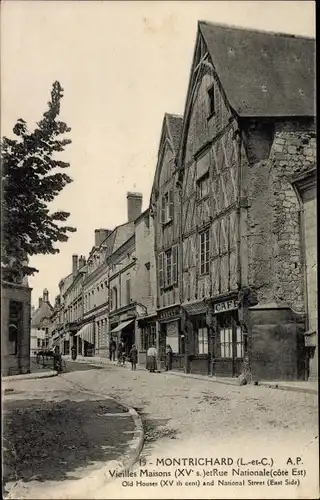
left=193, top=53, right=209, bottom=73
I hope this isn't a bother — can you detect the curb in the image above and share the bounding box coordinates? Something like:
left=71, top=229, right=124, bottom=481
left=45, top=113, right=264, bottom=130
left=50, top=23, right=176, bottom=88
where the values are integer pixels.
left=64, top=358, right=318, bottom=395
left=257, top=381, right=318, bottom=395
left=2, top=370, right=58, bottom=382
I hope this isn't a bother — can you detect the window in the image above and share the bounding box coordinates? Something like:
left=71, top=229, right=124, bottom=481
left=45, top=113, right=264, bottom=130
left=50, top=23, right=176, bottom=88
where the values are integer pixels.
left=126, top=279, right=131, bottom=304
left=141, top=323, right=156, bottom=351
left=220, top=326, right=232, bottom=358
left=145, top=262, right=151, bottom=296
left=207, top=84, right=215, bottom=116
left=161, top=190, right=174, bottom=224
left=159, top=246, right=178, bottom=289
left=37, top=338, right=41, bottom=348
left=197, top=327, right=208, bottom=354
left=236, top=326, right=244, bottom=358
left=112, top=287, right=118, bottom=310
left=8, top=300, right=22, bottom=355
left=200, top=230, right=210, bottom=274
left=197, top=173, right=209, bottom=199
left=165, top=250, right=172, bottom=287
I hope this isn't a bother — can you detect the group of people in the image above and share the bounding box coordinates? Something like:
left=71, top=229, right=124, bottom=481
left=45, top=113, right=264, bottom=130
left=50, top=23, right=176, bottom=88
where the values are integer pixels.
left=109, top=339, right=138, bottom=370
left=109, top=339, right=173, bottom=373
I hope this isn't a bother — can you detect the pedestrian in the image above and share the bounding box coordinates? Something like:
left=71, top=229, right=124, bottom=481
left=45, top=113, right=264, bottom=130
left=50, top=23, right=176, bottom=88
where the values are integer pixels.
left=146, top=344, right=157, bottom=373
left=165, top=344, right=173, bottom=371
left=117, top=342, right=123, bottom=366
left=109, top=339, right=116, bottom=361
left=129, top=344, right=138, bottom=371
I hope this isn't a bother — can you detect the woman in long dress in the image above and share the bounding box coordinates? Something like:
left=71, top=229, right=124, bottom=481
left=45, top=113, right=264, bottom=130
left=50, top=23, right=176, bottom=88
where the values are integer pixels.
left=146, top=345, right=157, bottom=373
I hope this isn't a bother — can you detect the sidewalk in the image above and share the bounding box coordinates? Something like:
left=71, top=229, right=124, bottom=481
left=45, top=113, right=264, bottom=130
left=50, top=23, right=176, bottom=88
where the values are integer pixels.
left=63, top=354, right=318, bottom=395
left=3, top=374, right=144, bottom=500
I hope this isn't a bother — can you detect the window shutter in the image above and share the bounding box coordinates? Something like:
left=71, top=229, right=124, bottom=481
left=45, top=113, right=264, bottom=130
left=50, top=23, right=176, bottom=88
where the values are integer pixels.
left=161, top=196, right=166, bottom=224
left=158, top=253, right=164, bottom=288
left=169, top=190, right=174, bottom=220
left=172, top=245, right=178, bottom=284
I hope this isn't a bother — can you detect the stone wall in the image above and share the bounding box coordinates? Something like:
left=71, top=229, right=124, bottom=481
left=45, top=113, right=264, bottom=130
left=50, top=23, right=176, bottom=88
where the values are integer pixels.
left=245, top=119, right=316, bottom=312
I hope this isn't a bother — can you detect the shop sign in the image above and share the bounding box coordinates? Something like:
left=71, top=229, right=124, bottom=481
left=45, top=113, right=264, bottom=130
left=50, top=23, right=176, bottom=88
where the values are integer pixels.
left=158, top=306, right=180, bottom=321
left=213, top=299, right=238, bottom=314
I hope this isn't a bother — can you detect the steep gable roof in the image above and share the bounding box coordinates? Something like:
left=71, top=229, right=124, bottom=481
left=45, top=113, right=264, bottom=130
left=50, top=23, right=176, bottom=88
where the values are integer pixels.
left=199, top=21, right=315, bottom=117
left=165, top=113, right=183, bottom=154
left=31, top=301, right=53, bottom=328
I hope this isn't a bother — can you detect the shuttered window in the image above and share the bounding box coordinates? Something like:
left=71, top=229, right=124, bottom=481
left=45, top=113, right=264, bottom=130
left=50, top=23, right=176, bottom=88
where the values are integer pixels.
left=158, top=253, right=164, bottom=288
left=159, top=245, right=178, bottom=288
left=172, top=245, right=178, bottom=284
left=126, top=279, right=131, bottom=304
left=200, top=230, right=210, bottom=274
left=161, top=190, right=174, bottom=224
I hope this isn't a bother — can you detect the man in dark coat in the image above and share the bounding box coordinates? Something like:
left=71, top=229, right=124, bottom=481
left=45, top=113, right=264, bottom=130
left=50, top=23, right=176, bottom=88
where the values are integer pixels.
left=129, top=344, right=138, bottom=371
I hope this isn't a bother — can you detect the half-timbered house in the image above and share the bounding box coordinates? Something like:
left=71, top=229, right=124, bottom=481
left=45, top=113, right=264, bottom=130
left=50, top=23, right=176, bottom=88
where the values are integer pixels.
left=151, top=113, right=184, bottom=369
left=174, top=22, right=316, bottom=380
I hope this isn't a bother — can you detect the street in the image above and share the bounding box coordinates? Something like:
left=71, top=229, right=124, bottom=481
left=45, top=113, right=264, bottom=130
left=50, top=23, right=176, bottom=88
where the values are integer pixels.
left=3, top=362, right=318, bottom=499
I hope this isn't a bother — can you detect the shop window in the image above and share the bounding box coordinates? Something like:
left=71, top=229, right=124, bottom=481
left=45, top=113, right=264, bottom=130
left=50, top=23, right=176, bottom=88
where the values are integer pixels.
left=199, top=229, right=210, bottom=275
left=236, top=325, right=244, bottom=358
left=141, top=324, right=156, bottom=351
left=219, top=320, right=233, bottom=358
left=197, top=327, right=208, bottom=354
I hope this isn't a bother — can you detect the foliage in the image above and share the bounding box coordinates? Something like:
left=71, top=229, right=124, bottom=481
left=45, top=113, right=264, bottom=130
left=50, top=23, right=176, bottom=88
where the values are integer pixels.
left=1, top=81, right=76, bottom=282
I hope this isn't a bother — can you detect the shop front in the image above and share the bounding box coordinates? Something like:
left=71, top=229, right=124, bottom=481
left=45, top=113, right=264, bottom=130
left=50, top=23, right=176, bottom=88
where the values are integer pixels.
left=109, top=318, right=135, bottom=358
left=210, top=296, right=244, bottom=378
left=74, top=322, right=95, bottom=357
left=136, top=315, right=157, bottom=366
left=158, top=305, right=183, bottom=371
left=182, top=299, right=210, bottom=375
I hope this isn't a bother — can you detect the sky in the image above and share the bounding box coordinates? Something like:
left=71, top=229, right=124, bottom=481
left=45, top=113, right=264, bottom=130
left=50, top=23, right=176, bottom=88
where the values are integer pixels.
left=1, top=1, right=315, bottom=308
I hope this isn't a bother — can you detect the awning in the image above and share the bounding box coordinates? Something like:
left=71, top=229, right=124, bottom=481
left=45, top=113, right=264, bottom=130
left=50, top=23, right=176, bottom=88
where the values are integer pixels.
left=75, top=323, right=94, bottom=343
left=109, top=319, right=134, bottom=334
left=182, top=299, right=207, bottom=316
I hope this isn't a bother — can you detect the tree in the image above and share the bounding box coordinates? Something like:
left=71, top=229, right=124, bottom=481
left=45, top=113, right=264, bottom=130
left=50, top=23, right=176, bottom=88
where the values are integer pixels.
left=1, top=81, right=76, bottom=283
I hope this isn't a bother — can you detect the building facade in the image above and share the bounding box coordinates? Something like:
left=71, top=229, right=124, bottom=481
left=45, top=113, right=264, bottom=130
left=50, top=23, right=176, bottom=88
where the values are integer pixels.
left=30, top=289, right=53, bottom=353
left=134, top=208, right=157, bottom=366
left=1, top=281, right=32, bottom=376
left=172, top=22, right=316, bottom=381
left=151, top=113, right=184, bottom=369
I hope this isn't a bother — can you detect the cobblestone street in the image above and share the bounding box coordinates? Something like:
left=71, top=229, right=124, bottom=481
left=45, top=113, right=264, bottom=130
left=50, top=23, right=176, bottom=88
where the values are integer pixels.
left=60, top=364, right=319, bottom=498
left=3, top=363, right=319, bottom=499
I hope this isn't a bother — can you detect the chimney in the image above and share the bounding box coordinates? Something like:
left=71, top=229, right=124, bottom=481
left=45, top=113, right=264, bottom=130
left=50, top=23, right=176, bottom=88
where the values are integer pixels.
left=94, top=229, right=112, bottom=247
left=38, top=297, right=43, bottom=308
left=72, top=254, right=78, bottom=276
left=78, top=255, right=86, bottom=268
left=43, top=289, right=49, bottom=303
left=127, top=192, right=143, bottom=222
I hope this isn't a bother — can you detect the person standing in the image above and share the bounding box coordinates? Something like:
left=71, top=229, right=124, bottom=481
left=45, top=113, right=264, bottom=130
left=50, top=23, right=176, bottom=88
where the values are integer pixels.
left=109, top=339, right=116, bottom=361
left=129, top=344, right=138, bottom=371
left=146, top=345, right=157, bottom=373
left=165, top=344, right=173, bottom=371
left=117, top=341, right=123, bottom=365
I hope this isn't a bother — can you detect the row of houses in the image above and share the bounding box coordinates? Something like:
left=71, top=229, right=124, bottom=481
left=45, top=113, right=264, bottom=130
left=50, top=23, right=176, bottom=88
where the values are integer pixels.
left=38, top=21, right=316, bottom=382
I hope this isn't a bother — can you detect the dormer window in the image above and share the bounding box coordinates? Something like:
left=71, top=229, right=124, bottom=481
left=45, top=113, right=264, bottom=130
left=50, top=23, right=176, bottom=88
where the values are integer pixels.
left=207, top=84, right=215, bottom=117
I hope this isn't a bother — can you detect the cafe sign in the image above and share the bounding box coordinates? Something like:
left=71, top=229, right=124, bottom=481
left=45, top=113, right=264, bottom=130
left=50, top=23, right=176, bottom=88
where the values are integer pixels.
left=213, top=299, right=238, bottom=314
